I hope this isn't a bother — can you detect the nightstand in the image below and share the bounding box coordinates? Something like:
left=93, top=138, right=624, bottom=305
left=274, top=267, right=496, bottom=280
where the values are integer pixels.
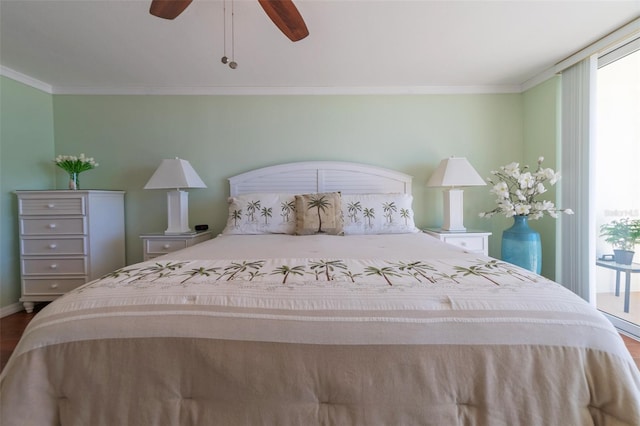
left=139, top=231, right=213, bottom=261
left=424, top=228, right=491, bottom=255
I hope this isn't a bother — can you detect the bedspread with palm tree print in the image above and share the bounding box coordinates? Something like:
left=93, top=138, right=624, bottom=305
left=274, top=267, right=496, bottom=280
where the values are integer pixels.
left=78, top=256, right=558, bottom=302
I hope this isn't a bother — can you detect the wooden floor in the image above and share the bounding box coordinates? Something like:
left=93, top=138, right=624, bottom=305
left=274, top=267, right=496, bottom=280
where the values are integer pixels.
left=2, top=304, right=640, bottom=372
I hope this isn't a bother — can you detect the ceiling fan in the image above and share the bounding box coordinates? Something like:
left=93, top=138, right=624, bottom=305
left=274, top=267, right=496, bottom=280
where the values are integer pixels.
left=149, top=0, right=309, bottom=42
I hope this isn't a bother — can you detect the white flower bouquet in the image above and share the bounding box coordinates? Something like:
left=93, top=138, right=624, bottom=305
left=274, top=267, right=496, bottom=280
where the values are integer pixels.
left=54, top=153, right=99, bottom=174
left=479, top=156, right=574, bottom=220
left=54, top=153, right=99, bottom=190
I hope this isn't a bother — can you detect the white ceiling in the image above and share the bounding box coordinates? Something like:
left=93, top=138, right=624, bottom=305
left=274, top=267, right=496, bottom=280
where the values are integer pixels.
left=1, top=0, right=639, bottom=94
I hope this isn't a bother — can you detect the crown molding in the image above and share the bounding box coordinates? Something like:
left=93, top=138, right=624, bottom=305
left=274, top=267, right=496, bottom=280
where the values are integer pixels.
left=522, top=16, right=640, bottom=92
left=0, top=66, right=53, bottom=94
left=48, top=85, right=522, bottom=95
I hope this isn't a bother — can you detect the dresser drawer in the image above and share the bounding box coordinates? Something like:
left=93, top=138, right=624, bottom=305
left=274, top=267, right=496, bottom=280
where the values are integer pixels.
left=441, top=235, right=486, bottom=252
left=146, top=239, right=189, bottom=255
left=21, top=258, right=87, bottom=275
left=22, top=278, right=87, bottom=295
left=19, top=197, right=85, bottom=216
left=20, top=217, right=86, bottom=236
left=21, top=238, right=86, bottom=256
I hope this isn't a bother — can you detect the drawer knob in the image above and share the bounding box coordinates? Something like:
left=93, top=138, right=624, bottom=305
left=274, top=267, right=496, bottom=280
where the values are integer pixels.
left=48, top=223, right=57, bottom=229
left=49, top=244, right=57, bottom=249
left=50, top=264, right=58, bottom=269
left=163, top=244, right=171, bottom=249
left=47, top=204, right=55, bottom=209
left=50, top=283, right=59, bottom=289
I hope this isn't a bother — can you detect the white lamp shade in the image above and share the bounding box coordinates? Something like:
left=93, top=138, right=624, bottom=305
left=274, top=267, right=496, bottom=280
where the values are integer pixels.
left=427, top=157, right=485, bottom=232
left=144, top=158, right=206, bottom=235
left=426, top=157, right=486, bottom=188
left=144, top=158, right=207, bottom=190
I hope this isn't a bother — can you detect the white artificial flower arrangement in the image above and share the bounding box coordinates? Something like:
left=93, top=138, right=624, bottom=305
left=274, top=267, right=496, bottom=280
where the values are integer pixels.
left=479, top=156, right=574, bottom=220
left=54, top=153, right=99, bottom=174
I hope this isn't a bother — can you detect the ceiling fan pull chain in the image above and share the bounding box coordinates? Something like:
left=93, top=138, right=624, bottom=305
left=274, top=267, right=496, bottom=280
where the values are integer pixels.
left=229, top=0, right=238, bottom=69
left=221, top=0, right=229, bottom=64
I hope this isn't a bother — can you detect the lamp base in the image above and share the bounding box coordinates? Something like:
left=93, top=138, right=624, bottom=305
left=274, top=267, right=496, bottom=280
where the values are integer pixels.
left=165, top=190, right=193, bottom=234
left=442, top=188, right=466, bottom=232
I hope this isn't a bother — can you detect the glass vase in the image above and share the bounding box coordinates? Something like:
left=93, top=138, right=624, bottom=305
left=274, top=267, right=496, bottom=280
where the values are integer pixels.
left=501, top=215, right=542, bottom=274
left=68, top=172, right=79, bottom=190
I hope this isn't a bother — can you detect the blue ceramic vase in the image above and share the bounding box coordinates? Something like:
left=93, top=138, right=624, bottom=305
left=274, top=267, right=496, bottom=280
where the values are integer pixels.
left=501, top=215, right=542, bottom=274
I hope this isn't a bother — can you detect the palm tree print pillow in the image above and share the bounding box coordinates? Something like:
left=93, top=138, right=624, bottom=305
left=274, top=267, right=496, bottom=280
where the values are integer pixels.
left=295, top=192, right=344, bottom=235
left=341, top=193, right=419, bottom=234
left=222, top=193, right=297, bottom=235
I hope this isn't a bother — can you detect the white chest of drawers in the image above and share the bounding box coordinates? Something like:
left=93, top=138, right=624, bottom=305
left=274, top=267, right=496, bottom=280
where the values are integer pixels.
left=15, top=190, right=125, bottom=312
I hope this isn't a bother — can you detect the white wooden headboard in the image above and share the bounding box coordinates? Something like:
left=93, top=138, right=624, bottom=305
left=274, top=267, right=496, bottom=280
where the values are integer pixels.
left=229, top=161, right=413, bottom=196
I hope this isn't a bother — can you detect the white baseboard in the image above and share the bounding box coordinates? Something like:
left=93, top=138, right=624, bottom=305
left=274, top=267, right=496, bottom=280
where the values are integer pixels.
left=0, top=302, right=24, bottom=318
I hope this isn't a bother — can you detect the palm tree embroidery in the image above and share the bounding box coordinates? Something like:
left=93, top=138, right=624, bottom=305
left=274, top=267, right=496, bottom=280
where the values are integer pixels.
left=434, top=271, right=460, bottom=284
left=271, top=264, right=306, bottom=283
left=382, top=201, right=397, bottom=224
left=347, top=201, right=363, bottom=223
left=309, top=259, right=348, bottom=281
left=453, top=260, right=503, bottom=286
left=392, top=261, right=437, bottom=283
left=364, top=265, right=401, bottom=286
left=247, top=270, right=267, bottom=281
left=180, top=266, right=221, bottom=284
left=363, top=207, right=375, bottom=228
left=260, top=206, right=273, bottom=225
left=400, top=208, right=410, bottom=225
left=280, top=200, right=295, bottom=223
left=231, top=209, right=242, bottom=227
left=496, top=261, right=539, bottom=282
left=245, top=200, right=261, bottom=222
left=133, top=261, right=188, bottom=281
left=221, top=260, right=265, bottom=281
left=98, top=267, right=140, bottom=282
left=307, top=194, right=332, bottom=233
left=339, top=270, right=362, bottom=283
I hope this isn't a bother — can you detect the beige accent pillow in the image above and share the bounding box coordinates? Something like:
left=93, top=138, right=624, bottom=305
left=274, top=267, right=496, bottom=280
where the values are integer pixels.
left=295, top=192, right=344, bottom=235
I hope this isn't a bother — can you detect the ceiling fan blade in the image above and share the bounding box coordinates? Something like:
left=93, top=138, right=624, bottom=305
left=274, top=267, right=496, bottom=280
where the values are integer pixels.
left=257, top=0, right=309, bottom=42
left=150, top=0, right=193, bottom=20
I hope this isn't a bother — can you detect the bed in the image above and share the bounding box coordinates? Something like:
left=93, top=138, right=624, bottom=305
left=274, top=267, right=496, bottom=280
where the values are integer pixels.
left=1, top=161, right=639, bottom=426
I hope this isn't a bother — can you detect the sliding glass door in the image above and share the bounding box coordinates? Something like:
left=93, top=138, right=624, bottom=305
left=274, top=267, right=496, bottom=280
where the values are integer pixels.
left=595, top=43, right=640, bottom=338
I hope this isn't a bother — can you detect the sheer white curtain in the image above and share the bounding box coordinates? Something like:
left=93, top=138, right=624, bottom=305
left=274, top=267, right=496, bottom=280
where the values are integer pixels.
left=558, top=57, right=598, bottom=301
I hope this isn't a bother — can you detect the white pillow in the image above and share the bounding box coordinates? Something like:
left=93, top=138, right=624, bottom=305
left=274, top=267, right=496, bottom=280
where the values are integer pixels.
left=222, top=193, right=296, bottom=235
left=341, top=193, right=419, bottom=235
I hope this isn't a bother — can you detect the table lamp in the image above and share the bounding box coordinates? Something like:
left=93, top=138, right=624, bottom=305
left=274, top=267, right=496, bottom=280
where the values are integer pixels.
left=144, top=158, right=207, bottom=234
left=426, top=156, right=485, bottom=232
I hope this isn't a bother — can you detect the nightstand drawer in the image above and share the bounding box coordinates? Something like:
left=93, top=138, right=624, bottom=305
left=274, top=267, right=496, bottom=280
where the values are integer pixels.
left=21, top=258, right=87, bottom=275
left=21, top=238, right=86, bottom=256
left=424, top=228, right=491, bottom=256
left=140, top=231, right=213, bottom=261
left=441, top=235, right=486, bottom=252
left=20, top=218, right=86, bottom=236
left=146, top=239, right=189, bottom=255
left=19, top=197, right=85, bottom=216
left=23, top=278, right=87, bottom=295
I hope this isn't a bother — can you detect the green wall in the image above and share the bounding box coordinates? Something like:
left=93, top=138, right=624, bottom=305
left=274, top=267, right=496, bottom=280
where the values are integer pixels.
left=1, top=77, right=562, bottom=309
left=0, top=76, right=55, bottom=309
left=51, top=94, right=522, bottom=266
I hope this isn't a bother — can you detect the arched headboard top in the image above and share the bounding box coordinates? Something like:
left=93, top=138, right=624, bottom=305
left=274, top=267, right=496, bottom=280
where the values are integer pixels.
left=228, top=161, right=413, bottom=196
